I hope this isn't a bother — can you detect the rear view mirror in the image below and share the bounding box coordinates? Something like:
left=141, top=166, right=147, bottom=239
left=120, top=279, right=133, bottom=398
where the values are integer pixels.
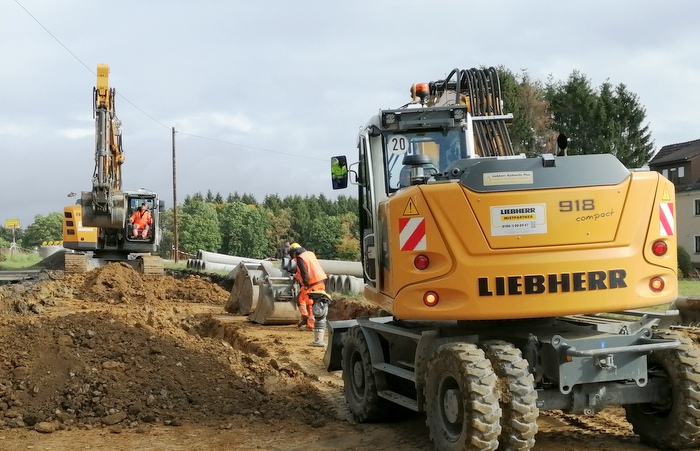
left=331, top=155, right=348, bottom=190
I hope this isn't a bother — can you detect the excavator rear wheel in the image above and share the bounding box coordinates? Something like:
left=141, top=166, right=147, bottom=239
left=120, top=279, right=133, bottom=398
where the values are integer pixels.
left=479, top=340, right=538, bottom=451
left=624, top=330, right=700, bottom=450
left=424, top=343, right=501, bottom=451
left=341, top=325, right=390, bottom=422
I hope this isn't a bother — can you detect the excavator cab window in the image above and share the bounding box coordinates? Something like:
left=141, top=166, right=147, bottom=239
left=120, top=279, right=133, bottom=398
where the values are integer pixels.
left=385, top=129, right=465, bottom=192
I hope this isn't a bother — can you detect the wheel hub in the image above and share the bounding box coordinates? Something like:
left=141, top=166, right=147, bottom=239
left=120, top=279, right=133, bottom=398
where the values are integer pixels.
left=352, top=358, right=365, bottom=391
left=443, top=388, right=460, bottom=424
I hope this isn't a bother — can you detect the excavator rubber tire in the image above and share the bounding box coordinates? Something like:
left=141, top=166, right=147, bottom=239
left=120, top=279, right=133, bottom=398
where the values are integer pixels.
left=624, top=329, right=700, bottom=450
left=424, top=342, right=501, bottom=451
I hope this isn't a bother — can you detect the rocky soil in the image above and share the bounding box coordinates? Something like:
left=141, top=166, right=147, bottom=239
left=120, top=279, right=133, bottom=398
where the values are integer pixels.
left=0, top=261, right=675, bottom=450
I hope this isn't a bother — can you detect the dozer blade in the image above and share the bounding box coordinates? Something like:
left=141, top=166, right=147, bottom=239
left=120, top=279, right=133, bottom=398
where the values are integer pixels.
left=249, top=269, right=300, bottom=325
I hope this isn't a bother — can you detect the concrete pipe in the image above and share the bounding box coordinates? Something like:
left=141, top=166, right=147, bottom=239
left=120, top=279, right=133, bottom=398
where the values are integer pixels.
left=326, top=274, right=336, bottom=293
left=200, top=261, right=237, bottom=272
left=337, top=275, right=349, bottom=293
left=318, top=259, right=363, bottom=278
left=349, top=276, right=363, bottom=294
left=197, top=250, right=267, bottom=266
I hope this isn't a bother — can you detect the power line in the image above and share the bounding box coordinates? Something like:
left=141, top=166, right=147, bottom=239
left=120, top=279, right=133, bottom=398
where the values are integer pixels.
left=13, top=0, right=328, bottom=163
left=175, top=131, right=326, bottom=161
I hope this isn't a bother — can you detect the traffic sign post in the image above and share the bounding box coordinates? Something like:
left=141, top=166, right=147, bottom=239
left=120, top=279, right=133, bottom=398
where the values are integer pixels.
left=5, top=219, right=20, bottom=260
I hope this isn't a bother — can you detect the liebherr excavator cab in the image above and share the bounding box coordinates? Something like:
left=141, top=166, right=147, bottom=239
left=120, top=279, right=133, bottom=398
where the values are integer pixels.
left=326, top=67, right=700, bottom=451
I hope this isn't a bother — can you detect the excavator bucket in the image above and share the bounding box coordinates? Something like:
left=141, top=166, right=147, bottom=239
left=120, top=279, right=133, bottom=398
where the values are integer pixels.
left=248, top=266, right=300, bottom=325
left=224, top=262, right=267, bottom=315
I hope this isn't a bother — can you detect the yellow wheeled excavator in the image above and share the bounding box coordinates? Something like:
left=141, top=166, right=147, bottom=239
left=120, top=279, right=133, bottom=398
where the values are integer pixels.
left=62, top=64, right=164, bottom=274
left=327, top=67, right=698, bottom=450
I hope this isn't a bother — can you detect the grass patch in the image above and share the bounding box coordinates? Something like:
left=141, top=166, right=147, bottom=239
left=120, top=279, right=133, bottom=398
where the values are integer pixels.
left=0, top=252, right=42, bottom=269
left=679, top=279, right=700, bottom=297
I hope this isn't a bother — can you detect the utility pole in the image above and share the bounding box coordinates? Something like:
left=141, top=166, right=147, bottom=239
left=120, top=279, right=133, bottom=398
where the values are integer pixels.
left=172, top=127, right=179, bottom=263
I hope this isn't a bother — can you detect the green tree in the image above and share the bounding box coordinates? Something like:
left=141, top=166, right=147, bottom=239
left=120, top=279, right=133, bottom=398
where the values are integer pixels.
left=266, top=207, right=293, bottom=257
left=336, top=212, right=360, bottom=261
left=158, top=208, right=174, bottom=258
left=546, top=70, right=597, bottom=155
left=178, top=200, right=220, bottom=254
left=263, top=194, right=283, bottom=212
left=219, top=202, right=271, bottom=258
left=498, top=67, right=555, bottom=156
left=546, top=71, right=653, bottom=167
left=21, top=213, right=63, bottom=248
left=678, top=246, right=694, bottom=278
left=241, top=193, right=258, bottom=206
left=304, top=213, right=342, bottom=259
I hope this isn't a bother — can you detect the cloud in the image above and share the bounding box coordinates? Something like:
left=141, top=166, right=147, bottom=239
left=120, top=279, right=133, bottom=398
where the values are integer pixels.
left=57, top=127, right=93, bottom=139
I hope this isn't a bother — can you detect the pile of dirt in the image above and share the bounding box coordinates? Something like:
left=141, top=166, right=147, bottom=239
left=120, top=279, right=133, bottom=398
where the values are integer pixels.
left=0, top=263, right=336, bottom=433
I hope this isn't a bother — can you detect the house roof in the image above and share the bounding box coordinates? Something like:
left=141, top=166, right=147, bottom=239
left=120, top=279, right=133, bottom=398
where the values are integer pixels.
left=650, top=138, right=700, bottom=166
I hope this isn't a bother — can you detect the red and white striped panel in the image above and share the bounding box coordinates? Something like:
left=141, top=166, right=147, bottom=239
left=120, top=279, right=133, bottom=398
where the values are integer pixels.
left=399, top=217, right=426, bottom=251
left=659, top=203, right=674, bottom=237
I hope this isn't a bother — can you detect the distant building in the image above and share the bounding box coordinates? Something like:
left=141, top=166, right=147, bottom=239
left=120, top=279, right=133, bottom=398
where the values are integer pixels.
left=649, top=139, right=700, bottom=268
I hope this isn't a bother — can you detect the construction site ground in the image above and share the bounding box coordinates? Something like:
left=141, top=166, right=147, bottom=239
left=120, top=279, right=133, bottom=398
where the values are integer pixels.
left=0, top=260, right=671, bottom=450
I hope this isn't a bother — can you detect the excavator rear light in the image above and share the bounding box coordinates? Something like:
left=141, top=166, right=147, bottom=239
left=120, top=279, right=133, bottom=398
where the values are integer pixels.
left=649, top=277, right=665, bottom=292
left=453, top=108, right=465, bottom=120
left=414, top=254, right=429, bottom=270
left=423, top=291, right=439, bottom=307
left=651, top=240, right=667, bottom=256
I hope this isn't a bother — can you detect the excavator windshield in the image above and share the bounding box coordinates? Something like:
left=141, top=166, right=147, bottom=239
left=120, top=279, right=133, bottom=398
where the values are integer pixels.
left=385, top=128, right=465, bottom=191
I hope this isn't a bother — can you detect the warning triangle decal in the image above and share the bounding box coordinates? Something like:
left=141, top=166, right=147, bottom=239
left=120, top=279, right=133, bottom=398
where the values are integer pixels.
left=403, top=198, right=419, bottom=216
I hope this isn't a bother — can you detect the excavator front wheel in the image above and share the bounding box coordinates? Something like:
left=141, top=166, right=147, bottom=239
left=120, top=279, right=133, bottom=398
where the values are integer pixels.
left=341, top=325, right=390, bottom=422
left=424, top=343, right=501, bottom=451
left=624, top=330, right=700, bottom=450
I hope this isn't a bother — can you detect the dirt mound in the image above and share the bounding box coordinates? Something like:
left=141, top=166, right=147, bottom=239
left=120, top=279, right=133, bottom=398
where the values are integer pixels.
left=328, top=296, right=388, bottom=321
left=0, top=263, right=335, bottom=432
left=29, top=249, right=68, bottom=270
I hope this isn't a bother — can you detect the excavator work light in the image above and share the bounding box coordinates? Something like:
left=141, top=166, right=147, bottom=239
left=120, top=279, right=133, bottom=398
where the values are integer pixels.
left=382, top=112, right=397, bottom=127
left=651, top=240, right=667, bottom=256
left=423, top=291, right=439, bottom=307
left=649, top=277, right=665, bottom=292
left=414, top=254, right=429, bottom=270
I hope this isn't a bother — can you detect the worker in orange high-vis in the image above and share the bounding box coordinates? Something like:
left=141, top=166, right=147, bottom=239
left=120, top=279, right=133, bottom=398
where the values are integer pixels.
left=288, top=242, right=330, bottom=346
left=129, top=202, right=152, bottom=239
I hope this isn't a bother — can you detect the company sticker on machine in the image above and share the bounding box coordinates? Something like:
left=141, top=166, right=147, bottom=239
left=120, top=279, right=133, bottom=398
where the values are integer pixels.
left=491, top=204, right=547, bottom=236
left=483, top=171, right=534, bottom=186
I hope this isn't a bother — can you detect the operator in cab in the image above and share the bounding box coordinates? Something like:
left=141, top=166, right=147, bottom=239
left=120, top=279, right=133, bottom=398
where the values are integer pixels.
left=130, top=202, right=152, bottom=239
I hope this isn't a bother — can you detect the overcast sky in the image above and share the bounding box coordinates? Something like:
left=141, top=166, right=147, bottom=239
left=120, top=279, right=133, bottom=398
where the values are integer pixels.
left=2, top=0, right=699, bottom=228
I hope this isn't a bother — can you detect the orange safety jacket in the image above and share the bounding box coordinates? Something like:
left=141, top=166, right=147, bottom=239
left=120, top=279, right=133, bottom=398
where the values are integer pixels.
left=295, top=250, right=327, bottom=290
left=130, top=210, right=152, bottom=227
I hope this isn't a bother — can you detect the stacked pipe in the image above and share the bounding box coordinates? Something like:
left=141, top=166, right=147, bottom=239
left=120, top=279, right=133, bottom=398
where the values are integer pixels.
left=326, top=274, right=363, bottom=294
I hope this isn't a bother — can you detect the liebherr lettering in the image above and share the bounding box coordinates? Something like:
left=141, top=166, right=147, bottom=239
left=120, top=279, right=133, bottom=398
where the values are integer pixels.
left=478, top=269, right=627, bottom=296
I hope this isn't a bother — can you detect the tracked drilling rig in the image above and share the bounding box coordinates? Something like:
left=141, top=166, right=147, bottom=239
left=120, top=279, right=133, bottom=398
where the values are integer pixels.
left=326, top=67, right=698, bottom=450
left=63, top=64, right=164, bottom=274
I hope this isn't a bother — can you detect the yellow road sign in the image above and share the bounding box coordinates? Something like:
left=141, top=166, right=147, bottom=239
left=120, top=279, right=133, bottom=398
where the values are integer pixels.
left=5, top=219, right=20, bottom=229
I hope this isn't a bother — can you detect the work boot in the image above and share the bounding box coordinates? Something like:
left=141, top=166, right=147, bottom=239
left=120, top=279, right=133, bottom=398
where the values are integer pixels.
left=297, top=316, right=307, bottom=330
left=311, top=329, right=325, bottom=347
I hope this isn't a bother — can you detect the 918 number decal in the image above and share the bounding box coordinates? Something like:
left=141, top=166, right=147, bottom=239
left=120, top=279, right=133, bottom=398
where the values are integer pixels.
left=559, top=199, right=595, bottom=212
